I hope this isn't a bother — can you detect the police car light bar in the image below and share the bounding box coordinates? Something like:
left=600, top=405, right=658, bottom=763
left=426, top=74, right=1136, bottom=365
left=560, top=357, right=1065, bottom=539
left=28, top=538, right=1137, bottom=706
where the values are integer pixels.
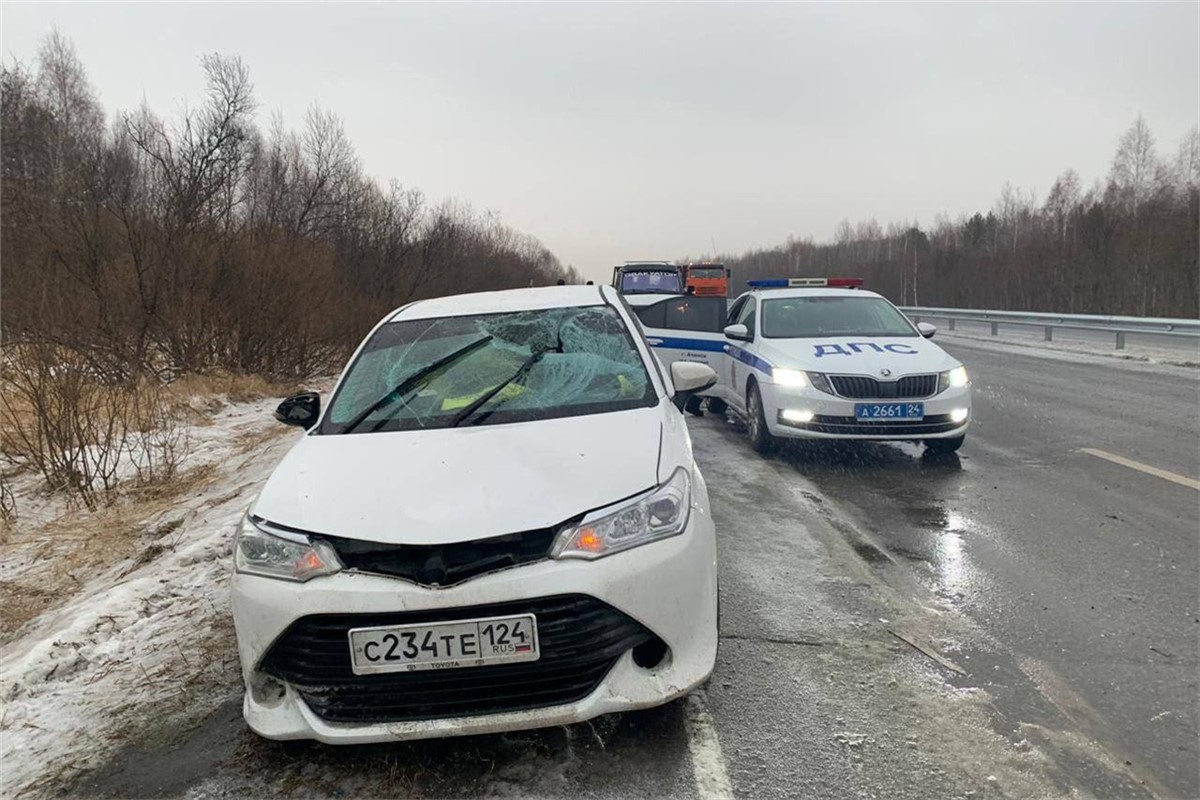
left=747, top=277, right=864, bottom=288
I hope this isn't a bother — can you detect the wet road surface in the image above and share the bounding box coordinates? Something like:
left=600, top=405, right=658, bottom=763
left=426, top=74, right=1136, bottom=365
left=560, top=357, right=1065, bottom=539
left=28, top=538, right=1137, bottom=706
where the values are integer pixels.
left=766, top=339, right=1200, bottom=798
left=65, top=342, right=1198, bottom=799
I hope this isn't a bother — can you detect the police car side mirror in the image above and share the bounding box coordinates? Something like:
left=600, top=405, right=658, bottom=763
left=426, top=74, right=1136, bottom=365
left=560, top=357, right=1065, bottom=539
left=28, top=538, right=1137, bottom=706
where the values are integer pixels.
left=723, top=323, right=751, bottom=341
left=669, top=362, right=718, bottom=411
left=917, top=322, right=937, bottom=339
left=275, top=392, right=320, bottom=430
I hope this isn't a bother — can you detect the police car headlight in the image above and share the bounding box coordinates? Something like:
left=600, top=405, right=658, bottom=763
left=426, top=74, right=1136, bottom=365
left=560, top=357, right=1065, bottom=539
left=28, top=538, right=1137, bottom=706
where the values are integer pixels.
left=235, top=514, right=342, bottom=582
left=938, top=366, right=969, bottom=393
left=772, top=368, right=808, bottom=388
left=552, top=468, right=691, bottom=560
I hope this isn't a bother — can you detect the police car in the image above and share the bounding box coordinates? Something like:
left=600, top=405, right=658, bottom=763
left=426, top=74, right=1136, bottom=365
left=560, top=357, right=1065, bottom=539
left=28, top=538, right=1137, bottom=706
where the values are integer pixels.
left=633, top=278, right=971, bottom=454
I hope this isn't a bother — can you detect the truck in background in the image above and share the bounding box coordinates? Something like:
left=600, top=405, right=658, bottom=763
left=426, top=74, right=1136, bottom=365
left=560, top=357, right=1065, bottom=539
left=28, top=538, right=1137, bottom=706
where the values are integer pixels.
left=682, top=263, right=730, bottom=297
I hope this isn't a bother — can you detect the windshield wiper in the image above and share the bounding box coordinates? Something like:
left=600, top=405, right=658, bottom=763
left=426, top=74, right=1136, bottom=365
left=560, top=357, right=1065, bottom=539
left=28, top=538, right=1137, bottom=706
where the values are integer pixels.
left=450, top=348, right=549, bottom=427
left=340, top=335, right=494, bottom=433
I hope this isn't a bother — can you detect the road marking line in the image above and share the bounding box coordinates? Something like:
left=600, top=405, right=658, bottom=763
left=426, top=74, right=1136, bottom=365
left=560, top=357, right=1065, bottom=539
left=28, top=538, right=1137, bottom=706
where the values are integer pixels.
left=1080, top=448, right=1200, bottom=491
left=684, top=692, right=734, bottom=800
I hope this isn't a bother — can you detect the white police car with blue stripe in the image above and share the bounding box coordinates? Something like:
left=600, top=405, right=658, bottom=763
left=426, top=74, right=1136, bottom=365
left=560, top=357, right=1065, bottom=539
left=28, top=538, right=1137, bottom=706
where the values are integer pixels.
left=634, top=278, right=971, bottom=455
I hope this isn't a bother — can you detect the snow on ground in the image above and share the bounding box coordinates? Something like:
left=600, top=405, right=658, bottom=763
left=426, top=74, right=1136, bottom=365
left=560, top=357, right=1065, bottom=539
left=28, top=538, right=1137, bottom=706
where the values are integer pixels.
left=0, top=394, right=304, bottom=798
left=936, top=328, right=1199, bottom=370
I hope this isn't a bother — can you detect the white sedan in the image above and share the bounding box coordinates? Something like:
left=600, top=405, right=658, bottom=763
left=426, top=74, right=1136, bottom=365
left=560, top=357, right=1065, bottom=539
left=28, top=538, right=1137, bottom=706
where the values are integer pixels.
left=633, top=279, right=971, bottom=454
left=232, top=285, right=719, bottom=743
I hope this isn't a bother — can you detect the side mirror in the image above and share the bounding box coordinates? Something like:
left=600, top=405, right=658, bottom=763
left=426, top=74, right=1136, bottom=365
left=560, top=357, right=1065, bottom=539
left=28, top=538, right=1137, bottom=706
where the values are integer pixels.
left=917, top=322, right=937, bottom=339
left=723, top=323, right=751, bottom=341
left=274, top=392, right=320, bottom=430
left=670, top=362, right=718, bottom=411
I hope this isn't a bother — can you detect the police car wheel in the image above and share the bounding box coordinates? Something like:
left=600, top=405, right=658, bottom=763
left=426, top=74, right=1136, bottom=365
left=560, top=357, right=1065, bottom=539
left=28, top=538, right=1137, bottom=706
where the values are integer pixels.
left=746, top=383, right=776, bottom=453
left=924, top=435, right=965, bottom=455
left=705, top=398, right=727, bottom=415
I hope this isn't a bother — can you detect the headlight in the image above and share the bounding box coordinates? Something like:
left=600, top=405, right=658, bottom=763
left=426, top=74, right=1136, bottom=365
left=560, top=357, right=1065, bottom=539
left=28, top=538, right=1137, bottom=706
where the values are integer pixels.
left=772, top=368, right=808, bottom=388
left=235, top=514, right=342, bottom=582
left=552, top=468, right=691, bottom=560
left=938, top=365, right=969, bottom=393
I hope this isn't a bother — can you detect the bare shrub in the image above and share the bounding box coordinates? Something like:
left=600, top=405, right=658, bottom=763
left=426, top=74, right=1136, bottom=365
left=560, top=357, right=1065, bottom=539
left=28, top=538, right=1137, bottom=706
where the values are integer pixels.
left=0, top=470, right=15, bottom=525
left=0, top=342, right=131, bottom=508
left=0, top=342, right=194, bottom=508
left=128, top=382, right=190, bottom=485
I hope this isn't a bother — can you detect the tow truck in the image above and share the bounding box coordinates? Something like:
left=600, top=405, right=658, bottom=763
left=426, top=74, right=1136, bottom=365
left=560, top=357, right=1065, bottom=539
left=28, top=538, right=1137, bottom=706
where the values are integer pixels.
left=611, top=262, right=685, bottom=307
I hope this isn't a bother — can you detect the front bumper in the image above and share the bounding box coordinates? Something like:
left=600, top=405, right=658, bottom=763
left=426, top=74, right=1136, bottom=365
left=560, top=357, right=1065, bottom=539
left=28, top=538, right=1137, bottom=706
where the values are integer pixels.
left=759, top=382, right=972, bottom=440
left=231, top=496, right=718, bottom=743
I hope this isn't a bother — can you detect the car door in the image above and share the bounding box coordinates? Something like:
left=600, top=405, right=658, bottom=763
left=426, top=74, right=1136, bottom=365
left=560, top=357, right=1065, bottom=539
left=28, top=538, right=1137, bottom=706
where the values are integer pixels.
left=724, top=296, right=758, bottom=412
left=634, top=296, right=728, bottom=396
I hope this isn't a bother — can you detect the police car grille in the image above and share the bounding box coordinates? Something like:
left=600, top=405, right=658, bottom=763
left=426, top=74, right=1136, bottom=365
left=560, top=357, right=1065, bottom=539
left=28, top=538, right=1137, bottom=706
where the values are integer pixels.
left=797, top=414, right=960, bottom=436
left=259, top=595, right=655, bottom=723
left=317, top=526, right=566, bottom=587
left=829, top=374, right=938, bottom=399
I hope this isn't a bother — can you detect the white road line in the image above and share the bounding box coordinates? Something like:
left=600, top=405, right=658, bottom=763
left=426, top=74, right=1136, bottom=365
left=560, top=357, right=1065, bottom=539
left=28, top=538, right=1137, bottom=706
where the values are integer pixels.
left=684, top=692, right=735, bottom=800
left=1080, top=448, right=1200, bottom=491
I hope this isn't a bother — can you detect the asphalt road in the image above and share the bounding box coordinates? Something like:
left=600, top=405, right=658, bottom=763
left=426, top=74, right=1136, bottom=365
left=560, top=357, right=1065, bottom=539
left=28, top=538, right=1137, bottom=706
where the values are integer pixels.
left=66, top=340, right=1199, bottom=799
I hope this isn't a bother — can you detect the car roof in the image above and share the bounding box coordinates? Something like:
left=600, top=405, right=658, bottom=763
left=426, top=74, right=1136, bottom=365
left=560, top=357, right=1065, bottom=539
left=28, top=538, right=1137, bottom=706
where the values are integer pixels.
left=739, top=287, right=885, bottom=301
left=389, top=285, right=612, bottom=321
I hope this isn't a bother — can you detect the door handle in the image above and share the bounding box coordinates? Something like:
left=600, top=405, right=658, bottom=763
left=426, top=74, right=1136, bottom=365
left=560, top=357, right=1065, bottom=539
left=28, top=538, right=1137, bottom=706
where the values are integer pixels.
left=646, top=338, right=664, bottom=345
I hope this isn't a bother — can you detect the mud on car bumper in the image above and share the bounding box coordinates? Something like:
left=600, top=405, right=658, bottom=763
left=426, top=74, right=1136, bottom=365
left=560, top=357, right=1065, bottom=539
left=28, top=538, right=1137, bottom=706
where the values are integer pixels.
left=231, top=510, right=718, bottom=743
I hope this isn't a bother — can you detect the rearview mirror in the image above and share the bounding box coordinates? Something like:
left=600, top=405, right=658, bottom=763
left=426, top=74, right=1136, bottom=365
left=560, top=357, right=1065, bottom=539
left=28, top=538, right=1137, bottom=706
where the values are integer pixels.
left=275, top=392, right=320, bottom=430
left=670, top=362, right=718, bottom=411
left=917, top=322, right=937, bottom=339
left=723, top=323, right=751, bottom=341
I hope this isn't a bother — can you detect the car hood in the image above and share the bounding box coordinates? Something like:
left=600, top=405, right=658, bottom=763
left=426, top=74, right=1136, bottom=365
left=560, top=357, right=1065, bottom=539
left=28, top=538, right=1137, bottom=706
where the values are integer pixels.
left=757, top=336, right=959, bottom=375
left=252, top=407, right=662, bottom=545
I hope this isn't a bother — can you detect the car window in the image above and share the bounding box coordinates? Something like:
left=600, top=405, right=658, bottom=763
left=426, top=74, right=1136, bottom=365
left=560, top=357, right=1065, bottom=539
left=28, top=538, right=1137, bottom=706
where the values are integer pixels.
left=734, top=297, right=757, bottom=335
left=619, top=270, right=682, bottom=294
left=761, top=296, right=918, bottom=338
left=634, top=301, right=666, bottom=328
left=636, top=297, right=726, bottom=333
left=322, top=305, right=657, bottom=434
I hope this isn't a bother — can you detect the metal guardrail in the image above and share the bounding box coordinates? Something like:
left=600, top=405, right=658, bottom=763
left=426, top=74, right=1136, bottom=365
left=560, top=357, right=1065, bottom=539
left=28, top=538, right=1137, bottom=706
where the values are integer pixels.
left=899, top=307, right=1200, bottom=350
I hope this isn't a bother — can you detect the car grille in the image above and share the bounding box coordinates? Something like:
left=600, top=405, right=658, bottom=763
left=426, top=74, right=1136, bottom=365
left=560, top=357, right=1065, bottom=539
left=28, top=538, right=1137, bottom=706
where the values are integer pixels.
left=828, top=374, right=938, bottom=399
left=317, top=526, right=566, bottom=587
left=781, top=413, right=961, bottom=436
left=259, top=594, right=655, bottom=723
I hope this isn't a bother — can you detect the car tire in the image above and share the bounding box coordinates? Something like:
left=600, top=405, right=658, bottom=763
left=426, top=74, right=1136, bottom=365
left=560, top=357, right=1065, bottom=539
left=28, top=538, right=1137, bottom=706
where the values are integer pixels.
left=746, top=382, right=776, bottom=454
left=925, top=435, right=965, bottom=455
left=685, top=396, right=705, bottom=417
left=705, top=397, right=728, bottom=415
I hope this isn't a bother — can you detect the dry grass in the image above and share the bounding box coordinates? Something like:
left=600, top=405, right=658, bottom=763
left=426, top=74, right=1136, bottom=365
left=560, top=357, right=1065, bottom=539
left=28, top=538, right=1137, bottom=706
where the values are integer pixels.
left=164, top=373, right=302, bottom=426
left=0, top=460, right=224, bottom=644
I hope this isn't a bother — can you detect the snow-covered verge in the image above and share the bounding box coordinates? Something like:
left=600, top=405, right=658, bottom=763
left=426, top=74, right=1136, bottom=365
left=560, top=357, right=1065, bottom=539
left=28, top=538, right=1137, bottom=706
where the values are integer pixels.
left=0, top=395, right=304, bottom=798
left=936, top=328, right=1200, bottom=369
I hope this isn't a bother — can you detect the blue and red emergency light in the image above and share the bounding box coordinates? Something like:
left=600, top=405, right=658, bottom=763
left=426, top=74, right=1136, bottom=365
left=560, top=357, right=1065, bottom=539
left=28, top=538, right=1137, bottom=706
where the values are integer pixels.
left=747, top=277, right=864, bottom=288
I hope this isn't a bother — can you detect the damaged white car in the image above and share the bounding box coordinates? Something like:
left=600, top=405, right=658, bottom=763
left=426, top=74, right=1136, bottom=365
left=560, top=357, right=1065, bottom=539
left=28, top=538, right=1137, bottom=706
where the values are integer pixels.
left=232, top=284, right=719, bottom=743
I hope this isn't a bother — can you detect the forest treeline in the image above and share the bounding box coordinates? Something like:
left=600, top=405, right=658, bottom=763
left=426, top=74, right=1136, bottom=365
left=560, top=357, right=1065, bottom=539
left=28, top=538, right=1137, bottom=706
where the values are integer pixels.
left=1, top=33, right=578, bottom=380
left=721, top=118, right=1199, bottom=318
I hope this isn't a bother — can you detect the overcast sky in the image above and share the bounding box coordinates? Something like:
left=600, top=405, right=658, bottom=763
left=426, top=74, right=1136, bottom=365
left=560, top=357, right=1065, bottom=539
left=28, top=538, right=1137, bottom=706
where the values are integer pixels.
left=3, top=2, right=1197, bottom=281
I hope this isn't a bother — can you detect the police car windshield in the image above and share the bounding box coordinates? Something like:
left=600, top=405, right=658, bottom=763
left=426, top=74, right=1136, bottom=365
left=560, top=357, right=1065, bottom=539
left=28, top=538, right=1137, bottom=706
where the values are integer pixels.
left=621, top=271, right=682, bottom=294
left=761, top=296, right=918, bottom=339
left=322, top=306, right=656, bottom=434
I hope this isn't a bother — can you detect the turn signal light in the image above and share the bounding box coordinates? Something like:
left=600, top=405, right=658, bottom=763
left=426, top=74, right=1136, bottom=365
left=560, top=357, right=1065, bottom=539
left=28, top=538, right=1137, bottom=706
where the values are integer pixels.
left=576, top=529, right=603, bottom=552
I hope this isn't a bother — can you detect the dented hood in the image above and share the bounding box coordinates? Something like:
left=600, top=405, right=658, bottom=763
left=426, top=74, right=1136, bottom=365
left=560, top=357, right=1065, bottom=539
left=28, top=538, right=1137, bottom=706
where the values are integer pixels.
left=252, top=407, right=662, bottom=545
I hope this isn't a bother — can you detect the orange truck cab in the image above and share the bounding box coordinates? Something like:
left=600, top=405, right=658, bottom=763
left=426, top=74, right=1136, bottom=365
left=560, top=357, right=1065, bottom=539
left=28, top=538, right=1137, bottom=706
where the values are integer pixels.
left=683, top=263, right=731, bottom=297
